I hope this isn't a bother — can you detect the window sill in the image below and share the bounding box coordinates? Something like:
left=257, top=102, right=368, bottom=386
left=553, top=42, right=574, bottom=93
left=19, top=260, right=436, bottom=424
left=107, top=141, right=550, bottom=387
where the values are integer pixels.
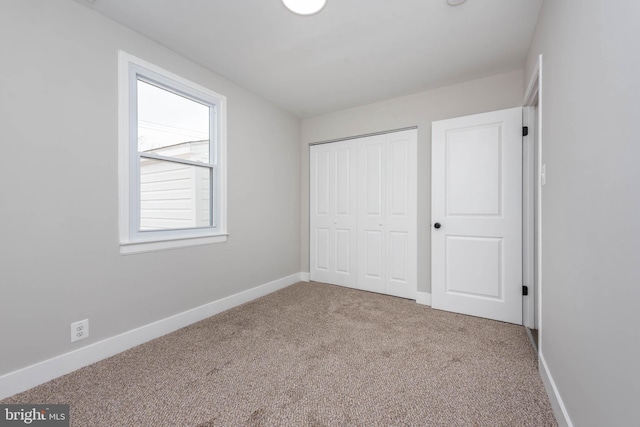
left=120, top=234, right=228, bottom=255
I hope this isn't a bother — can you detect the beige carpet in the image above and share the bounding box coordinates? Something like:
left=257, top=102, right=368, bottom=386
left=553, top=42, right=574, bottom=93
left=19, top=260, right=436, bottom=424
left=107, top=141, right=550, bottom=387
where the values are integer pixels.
left=2, top=282, right=557, bottom=426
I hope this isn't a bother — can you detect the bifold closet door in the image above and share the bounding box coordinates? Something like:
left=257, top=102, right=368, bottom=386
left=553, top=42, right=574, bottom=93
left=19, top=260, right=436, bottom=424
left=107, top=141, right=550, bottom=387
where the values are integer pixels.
left=357, top=130, right=417, bottom=299
left=309, top=140, right=358, bottom=287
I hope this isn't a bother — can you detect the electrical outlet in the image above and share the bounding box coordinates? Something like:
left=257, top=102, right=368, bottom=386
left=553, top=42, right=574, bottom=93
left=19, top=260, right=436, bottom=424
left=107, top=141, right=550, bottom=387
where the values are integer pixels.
left=71, top=319, right=89, bottom=343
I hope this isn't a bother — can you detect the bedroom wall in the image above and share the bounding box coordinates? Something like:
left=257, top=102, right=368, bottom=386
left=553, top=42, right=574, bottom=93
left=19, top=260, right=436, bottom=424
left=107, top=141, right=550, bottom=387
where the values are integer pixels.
left=300, top=70, right=523, bottom=294
left=524, top=0, right=640, bottom=425
left=0, top=0, right=301, bottom=377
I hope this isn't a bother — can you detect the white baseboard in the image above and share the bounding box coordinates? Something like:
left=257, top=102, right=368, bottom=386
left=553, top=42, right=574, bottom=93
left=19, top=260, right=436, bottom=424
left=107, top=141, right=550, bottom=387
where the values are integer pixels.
left=416, top=291, right=431, bottom=306
left=300, top=272, right=310, bottom=282
left=539, top=352, right=574, bottom=427
left=0, top=272, right=304, bottom=400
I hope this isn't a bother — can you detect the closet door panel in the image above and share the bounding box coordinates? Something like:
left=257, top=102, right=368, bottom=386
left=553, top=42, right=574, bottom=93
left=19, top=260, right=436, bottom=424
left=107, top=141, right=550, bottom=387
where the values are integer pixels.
left=310, top=141, right=357, bottom=287
left=384, top=131, right=417, bottom=299
left=357, top=135, right=386, bottom=293
left=315, top=228, right=330, bottom=271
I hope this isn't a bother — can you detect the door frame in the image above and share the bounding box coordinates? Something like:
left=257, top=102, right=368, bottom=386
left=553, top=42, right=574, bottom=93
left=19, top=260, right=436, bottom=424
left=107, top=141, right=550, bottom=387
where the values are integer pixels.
left=523, top=55, right=543, bottom=340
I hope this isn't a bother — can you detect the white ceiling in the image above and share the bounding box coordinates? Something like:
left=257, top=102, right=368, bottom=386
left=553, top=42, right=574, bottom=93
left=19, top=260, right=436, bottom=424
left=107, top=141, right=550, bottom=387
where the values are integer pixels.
left=81, top=0, right=543, bottom=118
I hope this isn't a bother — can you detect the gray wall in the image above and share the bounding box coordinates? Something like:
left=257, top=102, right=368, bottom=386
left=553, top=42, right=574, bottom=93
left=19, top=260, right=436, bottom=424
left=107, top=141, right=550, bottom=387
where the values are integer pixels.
left=525, top=1, right=640, bottom=425
left=300, top=70, right=523, bottom=293
left=0, top=0, right=301, bottom=376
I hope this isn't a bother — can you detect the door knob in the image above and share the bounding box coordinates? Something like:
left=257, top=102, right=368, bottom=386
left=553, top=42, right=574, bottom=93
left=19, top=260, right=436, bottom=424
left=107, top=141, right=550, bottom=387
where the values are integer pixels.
left=434, top=222, right=441, bottom=229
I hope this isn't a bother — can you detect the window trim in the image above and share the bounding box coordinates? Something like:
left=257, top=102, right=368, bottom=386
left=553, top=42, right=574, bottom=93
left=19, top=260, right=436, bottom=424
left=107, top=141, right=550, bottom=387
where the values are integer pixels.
left=118, top=51, right=227, bottom=254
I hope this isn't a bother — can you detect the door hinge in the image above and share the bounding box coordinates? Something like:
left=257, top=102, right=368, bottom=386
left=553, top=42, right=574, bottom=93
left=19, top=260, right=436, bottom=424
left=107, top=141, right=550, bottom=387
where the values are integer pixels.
left=522, top=285, right=529, bottom=296
left=522, top=126, right=529, bottom=137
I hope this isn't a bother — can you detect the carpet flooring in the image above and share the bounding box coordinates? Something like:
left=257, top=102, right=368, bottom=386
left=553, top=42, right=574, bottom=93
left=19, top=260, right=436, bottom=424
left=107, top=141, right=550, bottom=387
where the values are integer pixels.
left=2, top=282, right=557, bottom=426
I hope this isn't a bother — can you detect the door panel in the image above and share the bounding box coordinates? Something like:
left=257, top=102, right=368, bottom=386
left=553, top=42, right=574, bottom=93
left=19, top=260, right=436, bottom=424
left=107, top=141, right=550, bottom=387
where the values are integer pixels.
left=365, top=143, right=383, bottom=215
left=335, top=229, right=351, bottom=273
left=310, top=141, right=357, bottom=287
left=358, top=130, right=417, bottom=299
left=432, top=108, right=522, bottom=324
left=446, top=125, right=502, bottom=216
left=315, top=228, right=330, bottom=271
left=389, top=231, right=408, bottom=282
left=336, top=148, right=351, bottom=214
left=390, top=140, right=409, bottom=215
left=358, top=136, right=386, bottom=293
left=445, top=236, right=502, bottom=299
left=315, top=151, right=330, bottom=214
left=364, top=230, right=384, bottom=292
left=384, top=132, right=417, bottom=299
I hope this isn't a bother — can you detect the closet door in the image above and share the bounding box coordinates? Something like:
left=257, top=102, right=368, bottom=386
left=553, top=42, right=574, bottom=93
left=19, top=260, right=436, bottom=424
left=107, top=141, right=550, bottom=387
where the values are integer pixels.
left=310, top=140, right=357, bottom=287
left=358, top=130, right=417, bottom=299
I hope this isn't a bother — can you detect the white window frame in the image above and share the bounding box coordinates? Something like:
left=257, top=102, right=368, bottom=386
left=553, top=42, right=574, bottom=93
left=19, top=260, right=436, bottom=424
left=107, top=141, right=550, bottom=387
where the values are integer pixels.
left=118, top=51, right=227, bottom=254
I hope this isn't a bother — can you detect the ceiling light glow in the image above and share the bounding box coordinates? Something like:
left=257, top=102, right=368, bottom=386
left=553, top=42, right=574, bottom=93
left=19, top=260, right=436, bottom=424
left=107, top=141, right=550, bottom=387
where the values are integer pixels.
left=282, top=0, right=327, bottom=16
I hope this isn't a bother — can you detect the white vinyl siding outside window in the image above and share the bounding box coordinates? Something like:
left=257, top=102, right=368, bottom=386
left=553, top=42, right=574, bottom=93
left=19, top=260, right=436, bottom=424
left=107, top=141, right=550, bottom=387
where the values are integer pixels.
left=118, top=51, right=227, bottom=254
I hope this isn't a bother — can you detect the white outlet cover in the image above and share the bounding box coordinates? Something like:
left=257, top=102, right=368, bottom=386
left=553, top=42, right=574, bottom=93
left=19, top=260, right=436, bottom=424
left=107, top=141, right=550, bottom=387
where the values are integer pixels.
left=71, top=319, right=89, bottom=343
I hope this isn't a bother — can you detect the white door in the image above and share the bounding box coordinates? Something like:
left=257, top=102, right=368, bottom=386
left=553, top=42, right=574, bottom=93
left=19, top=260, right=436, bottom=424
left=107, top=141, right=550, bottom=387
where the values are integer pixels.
left=358, top=130, right=417, bottom=299
left=310, top=140, right=357, bottom=287
left=431, top=108, right=522, bottom=324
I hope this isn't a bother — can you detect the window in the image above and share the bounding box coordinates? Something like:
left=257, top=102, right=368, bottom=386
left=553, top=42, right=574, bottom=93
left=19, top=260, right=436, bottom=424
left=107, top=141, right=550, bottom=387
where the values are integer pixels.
left=118, top=51, right=227, bottom=254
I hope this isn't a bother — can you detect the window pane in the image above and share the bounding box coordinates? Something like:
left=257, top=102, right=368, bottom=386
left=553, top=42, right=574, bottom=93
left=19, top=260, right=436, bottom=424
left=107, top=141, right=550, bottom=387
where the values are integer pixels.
left=139, top=157, right=212, bottom=231
left=137, top=80, right=210, bottom=163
